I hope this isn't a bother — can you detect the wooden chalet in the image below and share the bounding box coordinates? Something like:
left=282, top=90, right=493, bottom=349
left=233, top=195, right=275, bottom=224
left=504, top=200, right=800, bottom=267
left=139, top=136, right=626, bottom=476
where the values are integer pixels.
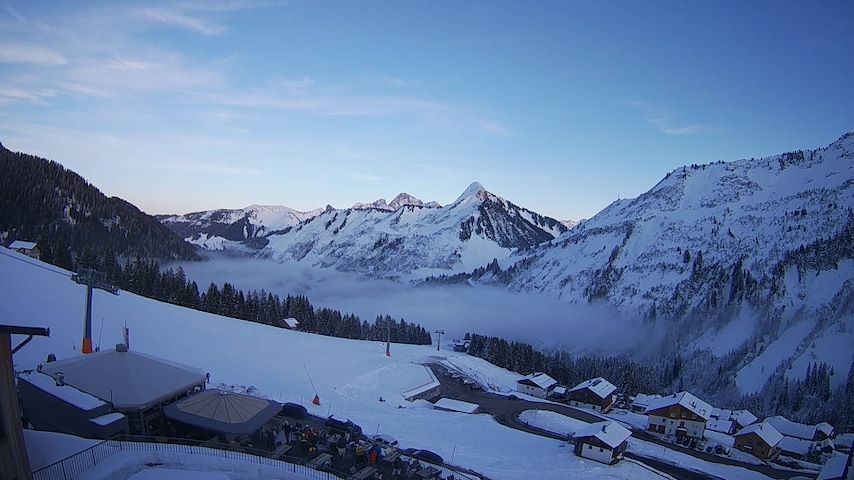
left=733, top=422, right=783, bottom=461
left=572, top=421, right=631, bottom=465
left=645, top=391, right=712, bottom=440
left=567, top=377, right=616, bottom=412
left=8, top=241, right=40, bottom=260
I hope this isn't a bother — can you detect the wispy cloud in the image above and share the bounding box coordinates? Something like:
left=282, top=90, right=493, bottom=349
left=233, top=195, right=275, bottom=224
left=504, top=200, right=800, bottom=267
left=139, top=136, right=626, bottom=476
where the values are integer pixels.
left=0, top=43, right=67, bottom=66
left=133, top=7, right=228, bottom=36
left=630, top=100, right=723, bottom=135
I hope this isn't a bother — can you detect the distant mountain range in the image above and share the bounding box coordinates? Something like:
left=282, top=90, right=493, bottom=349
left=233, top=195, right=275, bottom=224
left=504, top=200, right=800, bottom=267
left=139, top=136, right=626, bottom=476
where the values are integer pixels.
left=0, top=142, right=199, bottom=262
left=160, top=182, right=570, bottom=277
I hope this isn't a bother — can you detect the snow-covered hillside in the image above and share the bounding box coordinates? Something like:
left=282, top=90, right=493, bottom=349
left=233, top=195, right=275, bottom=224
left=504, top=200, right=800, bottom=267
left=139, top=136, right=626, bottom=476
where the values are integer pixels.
left=506, top=132, right=854, bottom=393
left=0, top=248, right=661, bottom=480
left=158, top=204, right=325, bottom=250
left=261, top=182, right=567, bottom=279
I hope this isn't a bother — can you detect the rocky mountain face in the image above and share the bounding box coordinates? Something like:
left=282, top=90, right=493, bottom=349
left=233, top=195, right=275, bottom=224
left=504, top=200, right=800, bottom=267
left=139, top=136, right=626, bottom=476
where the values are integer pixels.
left=0, top=143, right=200, bottom=262
left=261, top=182, right=568, bottom=279
left=501, top=133, right=854, bottom=395
left=158, top=204, right=325, bottom=250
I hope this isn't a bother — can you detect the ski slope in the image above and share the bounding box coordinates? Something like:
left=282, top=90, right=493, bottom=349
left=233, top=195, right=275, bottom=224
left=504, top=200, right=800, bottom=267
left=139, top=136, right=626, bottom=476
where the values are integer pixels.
left=2, top=247, right=664, bottom=480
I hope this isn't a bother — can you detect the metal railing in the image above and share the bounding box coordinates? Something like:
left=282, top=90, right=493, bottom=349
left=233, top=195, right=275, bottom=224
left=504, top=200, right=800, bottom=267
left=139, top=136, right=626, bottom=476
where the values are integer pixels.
left=32, top=436, right=345, bottom=480
left=32, top=431, right=484, bottom=480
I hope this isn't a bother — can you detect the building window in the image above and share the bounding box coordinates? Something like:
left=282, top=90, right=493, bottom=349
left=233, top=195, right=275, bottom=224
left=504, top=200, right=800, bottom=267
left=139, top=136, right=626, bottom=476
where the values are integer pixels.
left=670, top=412, right=676, bottom=418
left=681, top=412, right=686, bottom=418
left=588, top=445, right=592, bottom=449
left=679, top=421, right=685, bottom=427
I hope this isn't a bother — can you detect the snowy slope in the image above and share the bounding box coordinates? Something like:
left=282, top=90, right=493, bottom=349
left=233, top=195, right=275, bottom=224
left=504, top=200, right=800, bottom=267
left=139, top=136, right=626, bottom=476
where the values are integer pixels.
left=262, top=182, right=568, bottom=279
left=505, top=133, right=854, bottom=393
left=1, top=248, right=662, bottom=480
left=159, top=204, right=325, bottom=250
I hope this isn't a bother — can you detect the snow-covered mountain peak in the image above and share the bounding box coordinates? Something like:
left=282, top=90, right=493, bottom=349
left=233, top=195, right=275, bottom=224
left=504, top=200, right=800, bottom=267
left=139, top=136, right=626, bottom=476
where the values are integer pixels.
left=389, top=192, right=425, bottom=210
left=454, top=181, right=487, bottom=203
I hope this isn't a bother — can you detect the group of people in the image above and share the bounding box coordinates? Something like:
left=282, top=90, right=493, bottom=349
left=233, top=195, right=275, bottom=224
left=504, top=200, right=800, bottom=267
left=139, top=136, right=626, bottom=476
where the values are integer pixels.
left=261, top=420, right=294, bottom=450
left=257, top=418, right=460, bottom=480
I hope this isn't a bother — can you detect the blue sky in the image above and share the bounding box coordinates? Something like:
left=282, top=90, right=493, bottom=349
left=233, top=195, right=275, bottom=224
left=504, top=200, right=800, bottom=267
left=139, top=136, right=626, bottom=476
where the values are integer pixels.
left=1, top=1, right=852, bottom=220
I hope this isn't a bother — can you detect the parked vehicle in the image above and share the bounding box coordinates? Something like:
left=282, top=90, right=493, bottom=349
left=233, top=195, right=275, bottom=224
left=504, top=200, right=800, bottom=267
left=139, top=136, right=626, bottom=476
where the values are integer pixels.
left=325, top=415, right=363, bottom=436
left=280, top=402, right=308, bottom=419
left=411, top=449, right=444, bottom=465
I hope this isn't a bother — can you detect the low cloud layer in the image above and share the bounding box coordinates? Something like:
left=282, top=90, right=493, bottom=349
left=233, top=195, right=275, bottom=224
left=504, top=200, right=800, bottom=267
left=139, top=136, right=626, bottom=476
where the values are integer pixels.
left=174, top=256, right=656, bottom=356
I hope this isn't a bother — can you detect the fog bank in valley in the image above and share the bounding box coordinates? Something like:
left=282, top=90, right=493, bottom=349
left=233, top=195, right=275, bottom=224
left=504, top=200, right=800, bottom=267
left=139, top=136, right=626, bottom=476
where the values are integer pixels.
left=173, top=255, right=657, bottom=355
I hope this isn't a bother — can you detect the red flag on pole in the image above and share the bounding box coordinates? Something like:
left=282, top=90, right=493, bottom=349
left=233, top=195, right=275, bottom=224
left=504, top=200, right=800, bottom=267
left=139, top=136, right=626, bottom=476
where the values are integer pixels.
left=312, top=395, right=321, bottom=406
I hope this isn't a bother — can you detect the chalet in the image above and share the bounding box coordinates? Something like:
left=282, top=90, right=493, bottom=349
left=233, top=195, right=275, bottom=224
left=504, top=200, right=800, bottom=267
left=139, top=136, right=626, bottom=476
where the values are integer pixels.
left=572, top=421, right=631, bottom=465
left=8, top=240, right=40, bottom=260
left=516, top=372, right=558, bottom=399
left=707, top=418, right=736, bottom=435
left=731, top=410, right=758, bottom=429
left=282, top=318, right=299, bottom=330
left=630, top=393, right=661, bottom=413
left=733, top=422, right=783, bottom=461
left=1, top=324, right=49, bottom=480
left=778, top=436, right=813, bottom=459
left=766, top=415, right=836, bottom=441
left=551, top=386, right=568, bottom=400
left=710, top=408, right=757, bottom=431
left=567, top=377, right=617, bottom=413
left=645, top=391, right=712, bottom=440
left=452, top=340, right=470, bottom=352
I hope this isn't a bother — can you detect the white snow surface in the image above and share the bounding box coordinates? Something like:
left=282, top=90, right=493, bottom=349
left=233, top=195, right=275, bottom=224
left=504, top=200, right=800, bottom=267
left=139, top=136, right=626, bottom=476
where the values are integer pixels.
left=25, top=429, right=100, bottom=470
left=1, top=250, right=662, bottom=480
left=22, top=371, right=107, bottom=411
left=518, top=410, right=589, bottom=436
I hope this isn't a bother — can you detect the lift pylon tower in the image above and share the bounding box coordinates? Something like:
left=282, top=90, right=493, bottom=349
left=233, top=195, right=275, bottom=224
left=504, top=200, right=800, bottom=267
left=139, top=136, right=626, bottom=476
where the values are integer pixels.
left=71, top=268, right=119, bottom=354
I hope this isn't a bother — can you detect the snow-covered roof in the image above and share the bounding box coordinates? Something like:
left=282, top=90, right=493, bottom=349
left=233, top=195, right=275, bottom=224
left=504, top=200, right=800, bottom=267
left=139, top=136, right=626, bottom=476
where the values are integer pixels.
left=734, top=422, right=783, bottom=448
left=778, top=436, right=813, bottom=456
left=645, top=391, right=712, bottom=420
left=731, top=410, right=758, bottom=427
left=710, top=408, right=732, bottom=421
left=836, top=433, right=854, bottom=450
left=42, top=348, right=206, bottom=410
left=283, top=318, right=299, bottom=328
left=164, top=389, right=281, bottom=435
left=816, top=422, right=835, bottom=437
left=766, top=416, right=817, bottom=441
left=817, top=453, right=851, bottom=480
left=9, top=240, right=37, bottom=250
left=517, top=372, right=557, bottom=390
left=568, top=377, right=616, bottom=399
left=631, top=393, right=661, bottom=409
left=433, top=398, right=480, bottom=414
left=90, top=412, right=126, bottom=426
left=23, top=372, right=106, bottom=411
left=553, top=386, right=567, bottom=395
left=707, top=419, right=734, bottom=434
left=573, top=421, right=631, bottom=449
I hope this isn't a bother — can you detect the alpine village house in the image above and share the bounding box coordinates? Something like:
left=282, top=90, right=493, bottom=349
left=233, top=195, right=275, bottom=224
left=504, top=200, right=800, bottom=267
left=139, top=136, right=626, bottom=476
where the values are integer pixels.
left=645, top=391, right=712, bottom=441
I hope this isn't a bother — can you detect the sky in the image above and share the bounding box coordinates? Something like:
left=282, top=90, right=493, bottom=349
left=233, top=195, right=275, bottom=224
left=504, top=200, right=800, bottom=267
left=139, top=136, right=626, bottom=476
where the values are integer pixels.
left=0, top=1, right=852, bottom=221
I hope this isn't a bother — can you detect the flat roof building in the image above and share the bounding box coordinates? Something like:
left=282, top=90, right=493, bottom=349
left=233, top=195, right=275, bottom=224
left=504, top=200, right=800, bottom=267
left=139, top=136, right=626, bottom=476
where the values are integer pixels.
left=24, top=346, right=206, bottom=436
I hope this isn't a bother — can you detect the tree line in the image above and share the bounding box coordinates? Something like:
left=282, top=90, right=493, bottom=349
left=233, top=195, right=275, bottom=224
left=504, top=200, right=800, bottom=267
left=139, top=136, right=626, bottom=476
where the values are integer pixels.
left=62, top=247, right=433, bottom=346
